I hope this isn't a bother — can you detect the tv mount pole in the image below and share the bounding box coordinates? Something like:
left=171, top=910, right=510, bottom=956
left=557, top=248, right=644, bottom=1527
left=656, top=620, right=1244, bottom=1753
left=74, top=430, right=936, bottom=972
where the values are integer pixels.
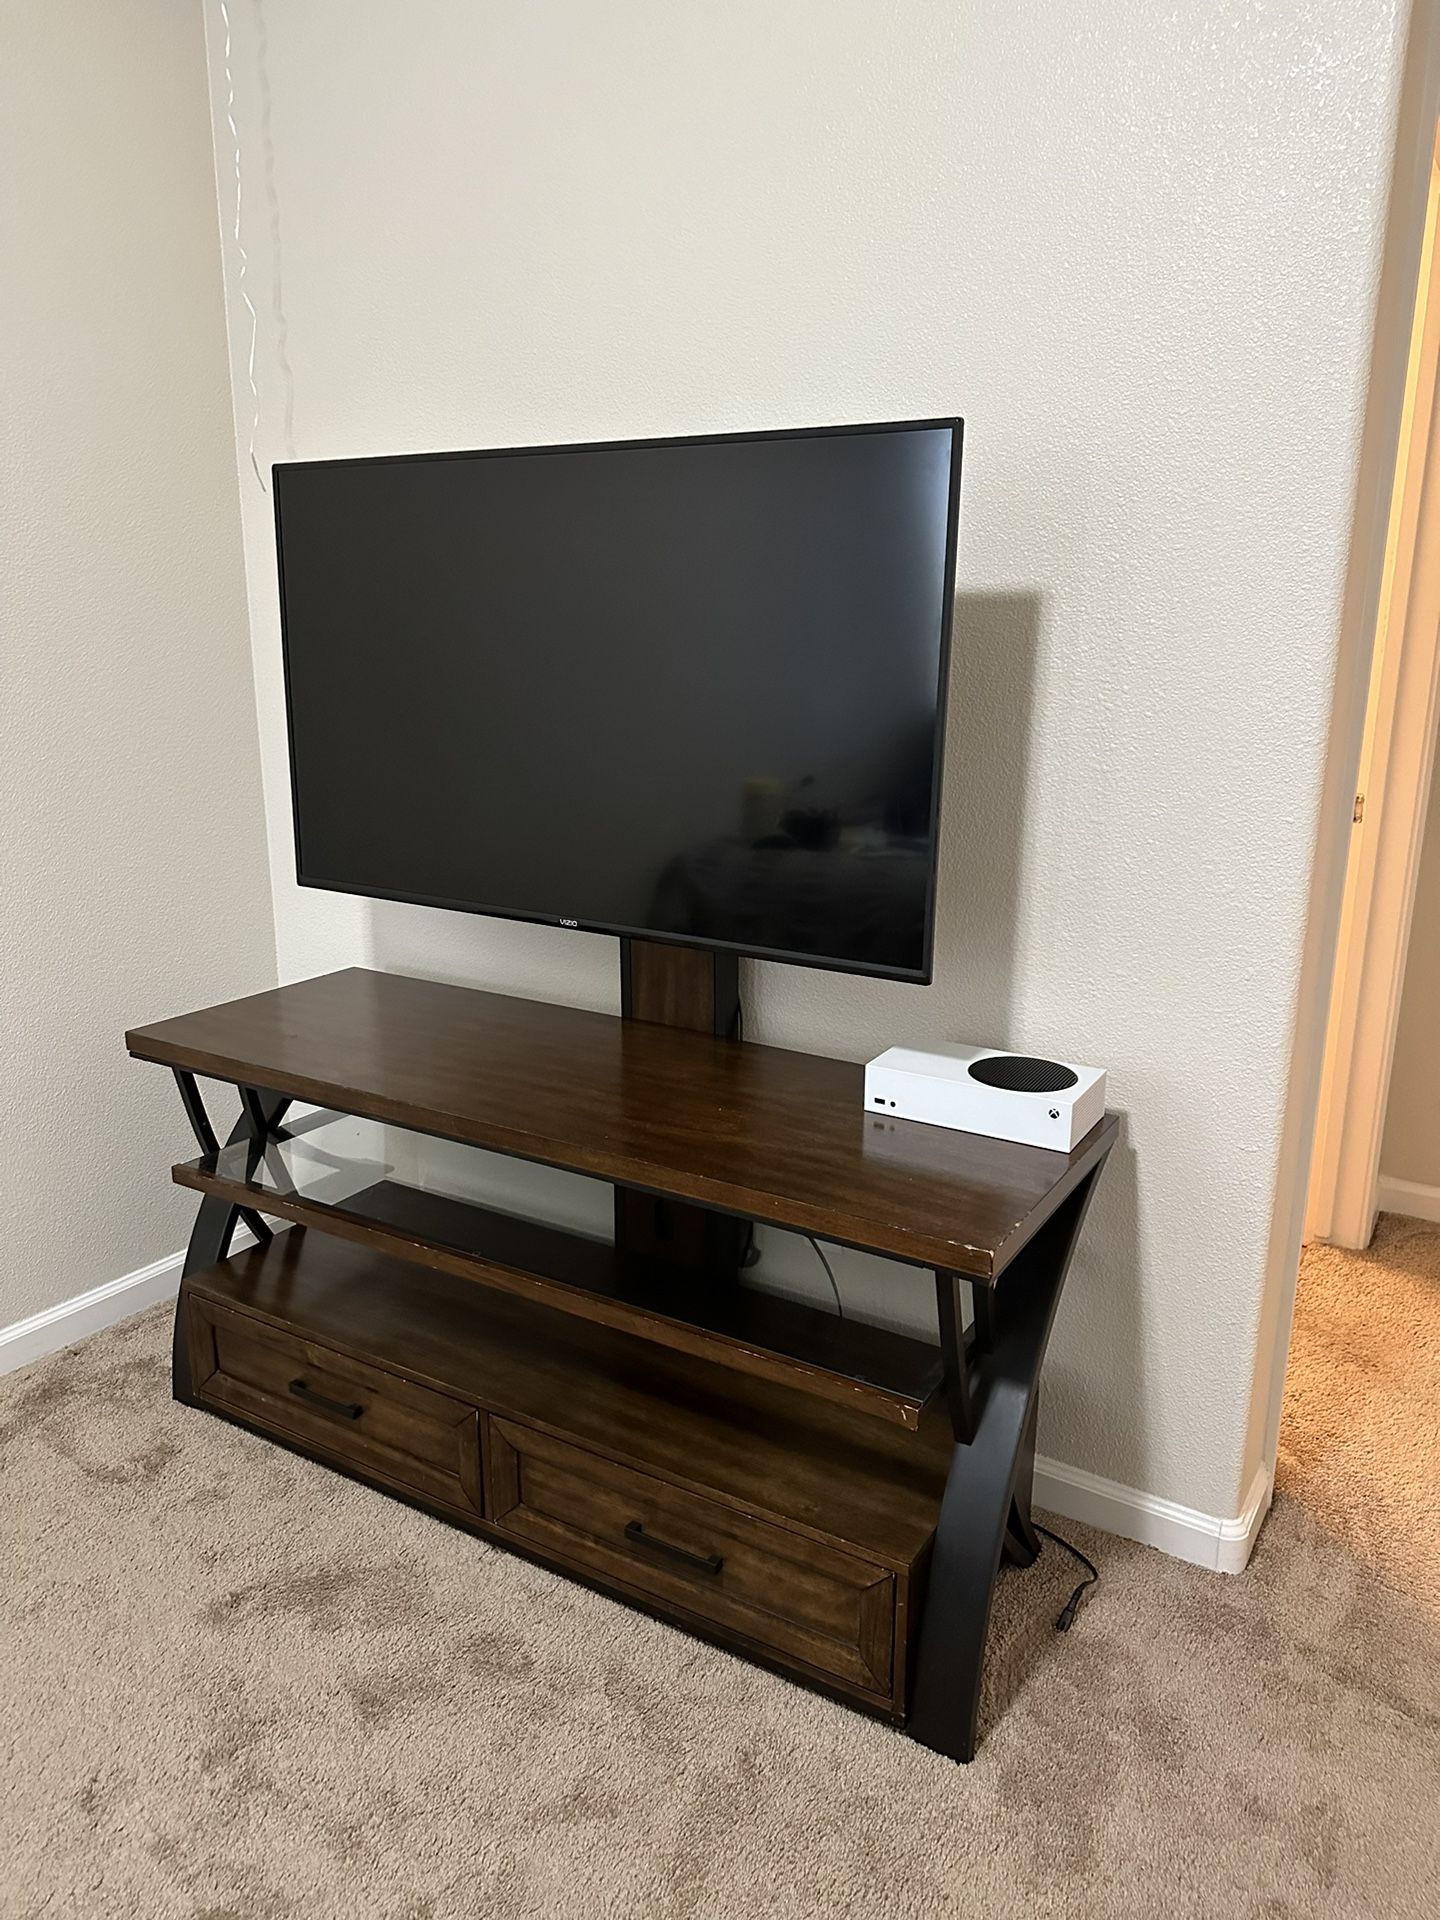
left=614, top=938, right=745, bottom=1276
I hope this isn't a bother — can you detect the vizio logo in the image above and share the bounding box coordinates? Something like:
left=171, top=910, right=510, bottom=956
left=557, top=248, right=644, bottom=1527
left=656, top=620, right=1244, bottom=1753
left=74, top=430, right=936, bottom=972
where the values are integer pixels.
left=559, top=917, right=579, bottom=929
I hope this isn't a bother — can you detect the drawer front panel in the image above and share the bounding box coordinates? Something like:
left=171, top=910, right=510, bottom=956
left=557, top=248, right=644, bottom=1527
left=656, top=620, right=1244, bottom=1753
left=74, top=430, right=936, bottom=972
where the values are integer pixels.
left=188, top=1297, right=481, bottom=1517
left=486, top=1417, right=893, bottom=1696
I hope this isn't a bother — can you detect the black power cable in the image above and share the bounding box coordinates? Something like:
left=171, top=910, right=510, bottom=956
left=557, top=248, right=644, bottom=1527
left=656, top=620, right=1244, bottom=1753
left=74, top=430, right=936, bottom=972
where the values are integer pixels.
left=805, top=1234, right=844, bottom=1317
left=769, top=1225, right=1093, bottom=1623
left=1033, top=1523, right=1099, bottom=1629
left=779, top=1237, right=1093, bottom=1625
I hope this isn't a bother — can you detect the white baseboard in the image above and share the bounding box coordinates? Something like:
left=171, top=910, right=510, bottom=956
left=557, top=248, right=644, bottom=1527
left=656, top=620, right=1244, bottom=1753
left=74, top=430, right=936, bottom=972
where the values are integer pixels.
left=0, top=1228, right=260, bottom=1379
left=1035, top=1456, right=1274, bottom=1574
left=0, top=1249, right=185, bottom=1377
left=1375, top=1175, right=1440, bottom=1225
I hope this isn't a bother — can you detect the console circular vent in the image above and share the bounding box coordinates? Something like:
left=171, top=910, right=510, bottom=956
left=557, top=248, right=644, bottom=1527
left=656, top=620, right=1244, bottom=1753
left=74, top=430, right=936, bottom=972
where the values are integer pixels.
left=967, top=1054, right=1078, bottom=1095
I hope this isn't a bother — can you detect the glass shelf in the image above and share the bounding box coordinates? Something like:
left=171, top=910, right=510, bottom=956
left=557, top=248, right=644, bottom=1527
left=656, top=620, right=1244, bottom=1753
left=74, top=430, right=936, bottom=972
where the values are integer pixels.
left=175, top=1123, right=944, bottom=1430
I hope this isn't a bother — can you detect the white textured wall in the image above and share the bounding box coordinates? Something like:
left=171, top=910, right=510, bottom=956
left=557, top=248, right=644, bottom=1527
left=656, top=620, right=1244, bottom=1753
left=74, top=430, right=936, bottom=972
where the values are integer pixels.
left=207, top=0, right=1408, bottom=1520
left=0, top=0, right=275, bottom=1324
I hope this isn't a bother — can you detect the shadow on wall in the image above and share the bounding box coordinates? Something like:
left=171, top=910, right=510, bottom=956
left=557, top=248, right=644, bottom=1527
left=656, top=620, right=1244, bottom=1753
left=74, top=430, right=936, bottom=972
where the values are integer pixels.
left=934, top=588, right=1042, bottom=1041
left=1037, top=1134, right=1147, bottom=1495
left=932, top=592, right=1146, bottom=1490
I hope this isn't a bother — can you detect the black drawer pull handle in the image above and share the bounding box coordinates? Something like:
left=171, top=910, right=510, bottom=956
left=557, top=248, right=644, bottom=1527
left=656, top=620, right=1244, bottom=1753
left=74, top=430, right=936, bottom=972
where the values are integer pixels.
left=623, top=1520, right=723, bottom=1577
left=288, top=1378, right=363, bottom=1420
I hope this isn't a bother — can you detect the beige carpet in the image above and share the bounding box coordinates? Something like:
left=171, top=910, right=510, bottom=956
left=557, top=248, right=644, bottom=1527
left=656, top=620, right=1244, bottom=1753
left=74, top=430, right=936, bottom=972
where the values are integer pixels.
left=1280, top=1211, right=1440, bottom=1615
left=2, top=1292, right=1438, bottom=1919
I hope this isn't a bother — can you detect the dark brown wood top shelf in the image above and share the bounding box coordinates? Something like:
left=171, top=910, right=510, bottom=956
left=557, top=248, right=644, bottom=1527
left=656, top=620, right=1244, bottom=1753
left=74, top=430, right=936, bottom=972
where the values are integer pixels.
left=172, top=1155, right=945, bottom=1429
left=129, top=966, right=1118, bottom=1279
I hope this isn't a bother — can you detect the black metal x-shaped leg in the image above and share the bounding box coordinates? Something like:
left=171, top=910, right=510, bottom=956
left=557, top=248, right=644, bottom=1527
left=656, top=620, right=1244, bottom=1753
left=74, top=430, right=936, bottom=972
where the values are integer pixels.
left=170, top=1070, right=290, bottom=1403
left=907, top=1163, right=1106, bottom=1762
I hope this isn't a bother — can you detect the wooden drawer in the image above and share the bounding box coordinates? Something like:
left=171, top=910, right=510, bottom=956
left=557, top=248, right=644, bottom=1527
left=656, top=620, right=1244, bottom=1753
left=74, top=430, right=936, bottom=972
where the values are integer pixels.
left=187, top=1296, right=482, bottom=1518
left=485, top=1417, right=894, bottom=1698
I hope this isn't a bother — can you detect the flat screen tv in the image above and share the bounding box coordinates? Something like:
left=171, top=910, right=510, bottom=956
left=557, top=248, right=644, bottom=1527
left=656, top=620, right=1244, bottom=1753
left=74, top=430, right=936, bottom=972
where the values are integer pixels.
left=275, top=418, right=962, bottom=981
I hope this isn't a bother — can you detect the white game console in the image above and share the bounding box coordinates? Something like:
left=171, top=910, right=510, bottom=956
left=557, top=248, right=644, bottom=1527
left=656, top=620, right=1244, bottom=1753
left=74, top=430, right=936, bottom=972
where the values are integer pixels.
left=863, top=1042, right=1107, bottom=1151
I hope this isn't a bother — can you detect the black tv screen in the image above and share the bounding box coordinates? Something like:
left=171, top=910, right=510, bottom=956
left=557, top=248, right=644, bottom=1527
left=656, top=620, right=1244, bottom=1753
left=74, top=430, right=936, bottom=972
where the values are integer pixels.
left=275, top=419, right=962, bottom=980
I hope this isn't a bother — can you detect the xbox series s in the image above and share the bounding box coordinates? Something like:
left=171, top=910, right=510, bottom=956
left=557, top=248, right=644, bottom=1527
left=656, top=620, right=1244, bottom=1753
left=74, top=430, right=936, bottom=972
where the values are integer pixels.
left=863, top=1043, right=1107, bottom=1151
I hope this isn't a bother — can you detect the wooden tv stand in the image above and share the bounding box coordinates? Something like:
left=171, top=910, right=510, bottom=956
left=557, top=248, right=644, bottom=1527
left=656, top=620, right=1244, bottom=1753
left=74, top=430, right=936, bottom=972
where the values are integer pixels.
left=126, top=945, right=1116, bottom=1762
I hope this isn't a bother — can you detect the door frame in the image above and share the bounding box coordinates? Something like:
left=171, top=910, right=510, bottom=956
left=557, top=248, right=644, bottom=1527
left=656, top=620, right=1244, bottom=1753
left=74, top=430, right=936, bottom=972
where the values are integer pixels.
left=1306, top=121, right=1440, bottom=1250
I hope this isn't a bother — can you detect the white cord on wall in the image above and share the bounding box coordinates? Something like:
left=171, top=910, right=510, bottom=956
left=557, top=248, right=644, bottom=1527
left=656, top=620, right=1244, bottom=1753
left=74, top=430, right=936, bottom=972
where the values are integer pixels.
left=218, top=0, right=265, bottom=491
left=254, top=0, right=297, bottom=459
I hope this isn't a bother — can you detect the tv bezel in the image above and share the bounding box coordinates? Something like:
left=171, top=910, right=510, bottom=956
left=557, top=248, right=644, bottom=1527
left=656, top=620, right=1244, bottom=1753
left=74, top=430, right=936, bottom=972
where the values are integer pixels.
left=274, top=415, right=964, bottom=985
